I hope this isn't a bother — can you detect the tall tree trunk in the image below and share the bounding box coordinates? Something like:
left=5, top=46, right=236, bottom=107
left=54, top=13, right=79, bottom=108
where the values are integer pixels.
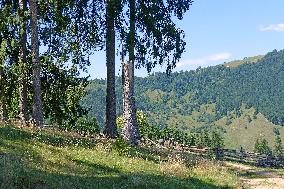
left=122, top=0, right=140, bottom=145
left=122, top=63, right=139, bottom=145
left=0, top=103, right=8, bottom=123
left=0, top=68, right=8, bottom=122
left=104, top=0, right=117, bottom=138
left=18, top=0, right=28, bottom=124
left=30, top=0, right=43, bottom=127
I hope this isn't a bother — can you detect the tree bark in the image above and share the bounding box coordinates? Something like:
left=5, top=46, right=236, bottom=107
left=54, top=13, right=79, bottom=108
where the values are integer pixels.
left=0, top=68, right=8, bottom=122
left=104, top=0, right=117, bottom=138
left=18, top=0, right=28, bottom=124
left=0, top=103, right=8, bottom=123
left=121, top=0, right=140, bottom=145
left=122, top=63, right=139, bottom=145
left=30, top=0, right=43, bottom=127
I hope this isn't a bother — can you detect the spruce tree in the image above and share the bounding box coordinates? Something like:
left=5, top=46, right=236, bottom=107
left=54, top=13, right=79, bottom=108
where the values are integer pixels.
left=274, top=136, right=283, bottom=158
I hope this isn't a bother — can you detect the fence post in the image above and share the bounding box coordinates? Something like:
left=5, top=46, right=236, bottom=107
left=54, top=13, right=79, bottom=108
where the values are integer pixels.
left=240, top=147, right=245, bottom=163
left=215, top=148, right=224, bottom=160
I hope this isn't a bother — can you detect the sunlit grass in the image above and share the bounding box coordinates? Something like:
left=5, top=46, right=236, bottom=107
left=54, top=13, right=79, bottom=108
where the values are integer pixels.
left=0, top=124, right=241, bottom=188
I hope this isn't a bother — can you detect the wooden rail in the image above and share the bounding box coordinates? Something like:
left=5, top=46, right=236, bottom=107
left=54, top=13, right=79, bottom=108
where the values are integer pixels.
left=143, top=139, right=284, bottom=167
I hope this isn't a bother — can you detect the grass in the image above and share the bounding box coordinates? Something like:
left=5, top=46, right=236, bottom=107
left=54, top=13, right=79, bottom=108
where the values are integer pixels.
left=222, top=107, right=284, bottom=151
left=150, top=104, right=284, bottom=151
left=223, top=55, right=264, bottom=68
left=0, top=124, right=242, bottom=189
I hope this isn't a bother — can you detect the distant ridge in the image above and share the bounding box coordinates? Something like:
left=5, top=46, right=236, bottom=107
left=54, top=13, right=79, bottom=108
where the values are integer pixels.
left=224, top=55, right=264, bottom=68
left=82, top=49, right=284, bottom=150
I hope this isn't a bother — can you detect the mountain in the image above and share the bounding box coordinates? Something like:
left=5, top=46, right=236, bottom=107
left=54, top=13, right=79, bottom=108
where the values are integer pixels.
left=81, top=49, right=284, bottom=150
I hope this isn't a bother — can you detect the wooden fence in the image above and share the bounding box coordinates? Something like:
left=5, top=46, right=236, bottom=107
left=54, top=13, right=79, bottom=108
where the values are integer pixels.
left=181, top=145, right=284, bottom=167
left=143, top=139, right=284, bottom=167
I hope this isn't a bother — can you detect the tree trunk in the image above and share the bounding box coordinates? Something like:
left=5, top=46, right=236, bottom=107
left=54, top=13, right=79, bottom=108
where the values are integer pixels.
left=129, top=0, right=135, bottom=95
left=104, top=0, right=117, bottom=138
left=18, top=0, right=28, bottom=124
left=122, top=0, right=140, bottom=145
left=30, top=0, right=43, bottom=127
left=0, top=68, right=8, bottom=122
left=0, top=103, right=8, bottom=123
left=122, top=63, right=139, bottom=145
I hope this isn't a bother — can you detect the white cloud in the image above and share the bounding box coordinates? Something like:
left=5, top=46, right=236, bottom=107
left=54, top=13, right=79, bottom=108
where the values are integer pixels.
left=260, top=24, right=284, bottom=32
left=176, top=52, right=232, bottom=68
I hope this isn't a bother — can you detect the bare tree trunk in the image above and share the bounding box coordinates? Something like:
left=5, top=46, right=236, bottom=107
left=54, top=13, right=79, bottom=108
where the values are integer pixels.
left=121, top=0, right=140, bottom=145
left=30, top=0, right=43, bottom=127
left=122, top=63, right=139, bottom=145
left=18, top=0, right=28, bottom=124
left=104, top=0, right=117, bottom=138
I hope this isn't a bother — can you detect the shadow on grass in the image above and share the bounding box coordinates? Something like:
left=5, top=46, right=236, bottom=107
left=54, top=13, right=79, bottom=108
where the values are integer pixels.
left=0, top=125, right=182, bottom=164
left=0, top=125, right=235, bottom=188
left=72, top=159, right=121, bottom=174
left=0, top=154, right=233, bottom=189
left=0, top=125, right=96, bottom=148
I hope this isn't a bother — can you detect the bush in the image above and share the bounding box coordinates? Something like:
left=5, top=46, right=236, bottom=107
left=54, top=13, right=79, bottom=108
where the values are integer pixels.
left=254, top=138, right=272, bottom=155
left=113, top=137, right=132, bottom=155
left=117, top=110, right=162, bottom=140
left=210, top=131, right=224, bottom=149
left=62, top=115, right=99, bottom=136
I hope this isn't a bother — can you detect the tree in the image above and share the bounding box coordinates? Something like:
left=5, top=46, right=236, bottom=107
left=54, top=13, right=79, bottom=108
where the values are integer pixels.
left=211, top=131, right=224, bottom=160
left=37, top=0, right=105, bottom=127
left=211, top=131, right=224, bottom=149
left=30, top=0, right=44, bottom=127
left=274, top=136, right=283, bottom=158
left=254, top=138, right=272, bottom=155
left=0, top=1, right=104, bottom=127
left=122, top=62, right=140, bottom=145
left=104, top=0, right=118, bottom=138
left=0, top=65, right=8, bottom=122
left=18, top=0, right=28, bottom=124
left=0, top=1, right=19, bottom=122
left=121, top=0, right=140, bottom=145
left=119, top=0, right=193, bottom=145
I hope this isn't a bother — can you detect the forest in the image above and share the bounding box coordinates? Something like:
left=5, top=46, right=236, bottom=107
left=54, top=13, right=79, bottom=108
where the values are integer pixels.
left=84, top=50, right=284, bottom=128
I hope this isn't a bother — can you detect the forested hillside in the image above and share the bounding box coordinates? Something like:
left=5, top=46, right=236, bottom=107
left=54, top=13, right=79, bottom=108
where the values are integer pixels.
left=82, top=49, right=284, bottom=149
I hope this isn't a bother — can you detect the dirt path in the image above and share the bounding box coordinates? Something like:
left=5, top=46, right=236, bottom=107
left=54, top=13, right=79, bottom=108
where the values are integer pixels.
left=225, top=162, right=284, bottom=189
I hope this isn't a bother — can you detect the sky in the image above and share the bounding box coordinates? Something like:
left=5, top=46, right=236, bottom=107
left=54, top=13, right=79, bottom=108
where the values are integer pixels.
left=83, top=0, right=284, bottom=79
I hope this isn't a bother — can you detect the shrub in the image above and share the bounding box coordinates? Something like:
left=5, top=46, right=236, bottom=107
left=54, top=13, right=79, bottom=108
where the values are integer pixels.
left=113, top=137, right=132, bottom=155
left=117, top=110, right=162, bottom=140
left=254, top=138, right=272, bottom=155
left=62, top=115, right=99, bottom=136
left=274, top=136, right=283, bottom=158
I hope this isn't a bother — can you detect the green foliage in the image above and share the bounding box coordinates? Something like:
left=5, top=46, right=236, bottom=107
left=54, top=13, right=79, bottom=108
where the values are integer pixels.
left=113, top=137, right=132, bottom=156
left=254, top=139, right=272, bottom=155
left=117, top=110, right=162, bottom=140
left=61, top=115, right=99, bottom=136
left=274, top=136, right=283, bottom=157
left=41, top=57, right=89, bottom=126
left=137, top=110, right=161, bottom=140
left=116, top=110, right=226, bottom=150
left=197, top=131, right=211, bottom=148
left=116, top=0, right=193, bottom=73
left=210, top=131, right=224, bottom=149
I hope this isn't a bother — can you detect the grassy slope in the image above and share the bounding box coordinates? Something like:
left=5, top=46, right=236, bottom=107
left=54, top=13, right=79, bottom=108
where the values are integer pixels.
left=0, top=124, right=241, bottom=189
left=149, top=105, right=284, bottom=151
left=224, top=55, right=264, bottom=68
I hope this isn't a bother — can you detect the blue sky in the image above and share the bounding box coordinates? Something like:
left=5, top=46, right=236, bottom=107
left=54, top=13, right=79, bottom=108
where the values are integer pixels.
left=84, top=0, right=284, bottom=79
